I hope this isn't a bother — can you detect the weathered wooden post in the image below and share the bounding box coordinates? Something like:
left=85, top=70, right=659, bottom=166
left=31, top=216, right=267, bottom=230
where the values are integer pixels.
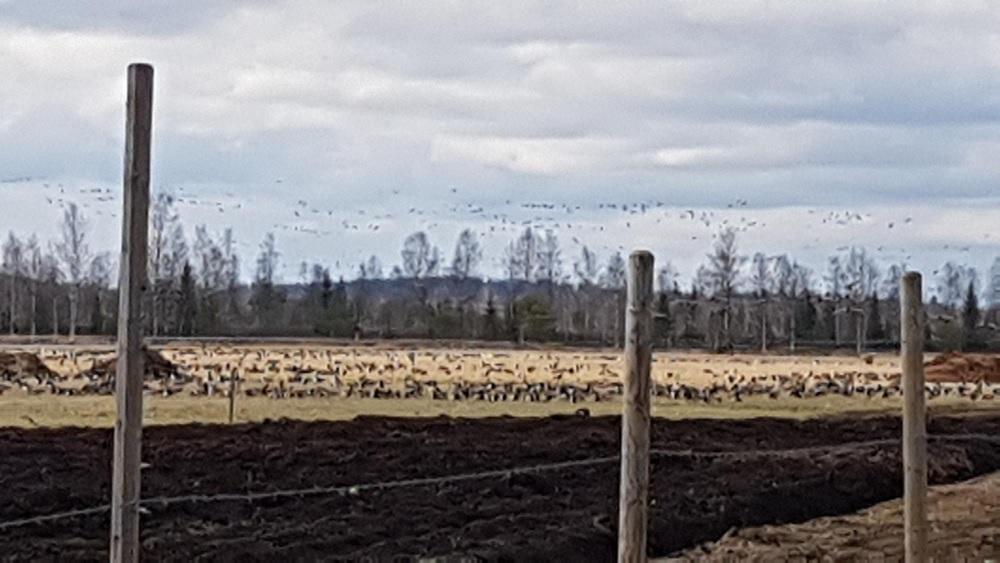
left=618, top=250, right=654, bottom=563
left=228, top=367, right=238, bottom=424
left=229, top=368, right=240, bottom=424
left=901, top=271, right=927, bottom=562
left=110, top=62, right=153, bottom=563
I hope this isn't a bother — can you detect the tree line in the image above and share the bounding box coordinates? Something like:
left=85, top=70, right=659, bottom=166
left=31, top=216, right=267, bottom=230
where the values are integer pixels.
left=1, top=194, right=998, bottom=352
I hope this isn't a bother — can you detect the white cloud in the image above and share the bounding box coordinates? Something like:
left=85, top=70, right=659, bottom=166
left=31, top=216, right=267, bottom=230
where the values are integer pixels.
left=651, top=147, right=727, bottom=168
left=431, top=135, right=631, bottom=175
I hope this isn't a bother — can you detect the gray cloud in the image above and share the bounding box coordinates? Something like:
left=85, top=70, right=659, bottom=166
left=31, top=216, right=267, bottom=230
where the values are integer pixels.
left=0, top=1, right=998, bottom=281
left=0, top=0, right=266, bottom=35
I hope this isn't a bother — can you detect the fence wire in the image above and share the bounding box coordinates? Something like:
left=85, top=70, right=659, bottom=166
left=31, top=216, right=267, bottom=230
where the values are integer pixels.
left=1, top=432, right=998, bottom=531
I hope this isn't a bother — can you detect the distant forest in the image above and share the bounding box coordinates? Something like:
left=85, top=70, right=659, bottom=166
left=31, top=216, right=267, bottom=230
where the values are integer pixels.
left=1, top=194, right=999, bottom=352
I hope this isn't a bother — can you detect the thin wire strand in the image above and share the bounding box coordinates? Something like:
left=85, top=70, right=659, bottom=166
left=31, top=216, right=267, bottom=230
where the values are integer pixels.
left=1, top=432, right=996, bottom=531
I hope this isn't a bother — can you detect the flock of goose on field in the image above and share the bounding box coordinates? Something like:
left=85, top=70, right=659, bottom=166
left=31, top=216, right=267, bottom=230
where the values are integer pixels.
left=0, top=347, right=997, bottom=404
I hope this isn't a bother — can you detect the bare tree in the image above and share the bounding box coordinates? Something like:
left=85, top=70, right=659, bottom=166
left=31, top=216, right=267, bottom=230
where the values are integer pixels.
left=574, top=246, right=600, bottom=337
left=535, top=229, right=562, bottom=286
left=504, top=227, right=538, bottom=281
left=161, top=221, right=188, bottom=334
left=882, top=262, right=907, bottom=301
left=165, top=222, right=188, bottom=278
left=654, top=261, right=679, bottom=347
left=401, top=232, right=440, bottom=279
left=771, top=255, right=794, bottom=296
left=842, top=247, right=880, bottom=354
left=56, top=203, right=91, bottom=340
left=2, top=232, right=24, bottom=335
left=194, top=226, right=223, bottom=291
left=843, top=248, right=879, bottom=302
left=790, top=262, right=814, bottom=295
left=354, top=256, right=381, bottom=335
left=937, top=262, right=978, bottom=308
left=748, top=252, right=773, bottom=351
left=88, top=252, right=114, bottom=333
left=221, top=228, right=241, bottom=323
left=447, top=228, right=483, bottom=336
left=749, top=253, right=772, bottom=296
left=601, top=251, right=627, bottom=346
left=990, top=257, right=1000, bottom=308
left=826, top=255, right=845, bottom=346
left=42, top=247, right=63, bottom=335
left=746, top=254, right=798, bottom=352
left=785, top=260, right=813, bottom=351
left=702, top=228, right=746, bottom=352
left=251, top=232, right=283, bottom=328
left=149, top=192, right=181, bottom=336
left=23, top=235, right=42, bottom=337
left=450, top=229, right=482, bottom=279
left=601, top=251, right=626, bottom=289
left=297, top=261, right=310, bottom=286
left=656, top=262, right=679, bottom=295
left=255, top=233, right=279, bottom=286
left=574, top=246, right=600, bottom=286
left=89, top=253, right=113, bottom=289
left=881, top=262, right=907, bottom=344
left=193, top=225, right=229, bottom=333
left=359, top=255, right=383, bottom=279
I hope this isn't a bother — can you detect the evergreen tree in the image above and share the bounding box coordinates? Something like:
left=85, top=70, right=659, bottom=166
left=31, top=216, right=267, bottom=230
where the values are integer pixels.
left=321, top=269, right=334, bottom=309
left=825, top=300, right=838, bottom=341
left=511, top=295, right=554, bottom=342
left=653, top=292, right=672, bottom=347
left=250, top=233, right=284, bottom=330
left=963, top=280, right=980, bottom=348
left=866, top=293, right=885, bottom=342
left=483, top=294, right=499, bottom=340
left=796, top=291, right=817, bottom=337
left=177, top=261, right=197, bottom=336
left=89, top=291, right=103, bottom=334
left=429, top=299, right=463, bottom=338
left=505, top=298, right=520, bottom=343
left=317, top=277, right=353, bottom=336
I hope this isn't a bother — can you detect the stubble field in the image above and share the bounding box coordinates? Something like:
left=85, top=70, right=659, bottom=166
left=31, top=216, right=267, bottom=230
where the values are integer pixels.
left=3, top=341, right=998, bottom=427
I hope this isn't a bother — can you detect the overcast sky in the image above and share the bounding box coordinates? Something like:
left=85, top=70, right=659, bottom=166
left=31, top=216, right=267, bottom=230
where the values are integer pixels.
left=0, top=1, right=998, bottom=293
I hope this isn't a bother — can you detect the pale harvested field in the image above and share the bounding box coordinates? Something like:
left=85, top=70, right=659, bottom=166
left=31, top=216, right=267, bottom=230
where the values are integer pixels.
left=5, top=394, right=1000, bottom=429
left=50, top=345, right=907, bottom=387
left=2, top=343, right=998, bottom=427
left=674, top=470, right=1000, bottom=561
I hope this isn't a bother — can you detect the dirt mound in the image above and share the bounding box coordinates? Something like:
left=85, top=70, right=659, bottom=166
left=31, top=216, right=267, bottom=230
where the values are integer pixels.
left=925, top=352, right=1000, bottom=384
left=0, top=351, right=58, bottom=380
left=78, top=349, right=185, bottom=381
left=677, top=470, right=1000, bottom=561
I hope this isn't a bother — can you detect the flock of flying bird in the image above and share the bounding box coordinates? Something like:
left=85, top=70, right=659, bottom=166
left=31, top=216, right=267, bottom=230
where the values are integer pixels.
left=2, top=175, right=988, bottom=284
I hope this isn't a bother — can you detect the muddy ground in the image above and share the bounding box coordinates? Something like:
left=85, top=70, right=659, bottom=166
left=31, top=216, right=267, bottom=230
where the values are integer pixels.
left=2, top=414, right=1000, bottom=561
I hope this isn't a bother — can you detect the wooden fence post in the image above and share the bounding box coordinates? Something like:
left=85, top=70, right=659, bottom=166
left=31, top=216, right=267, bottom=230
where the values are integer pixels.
left=110, top=62, right=153, bottom=563
left=618, top=250, right=654, bottom=563
left=229, top=367, right=238, bottom=424
left=901, top=271, right=927, bottom=562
